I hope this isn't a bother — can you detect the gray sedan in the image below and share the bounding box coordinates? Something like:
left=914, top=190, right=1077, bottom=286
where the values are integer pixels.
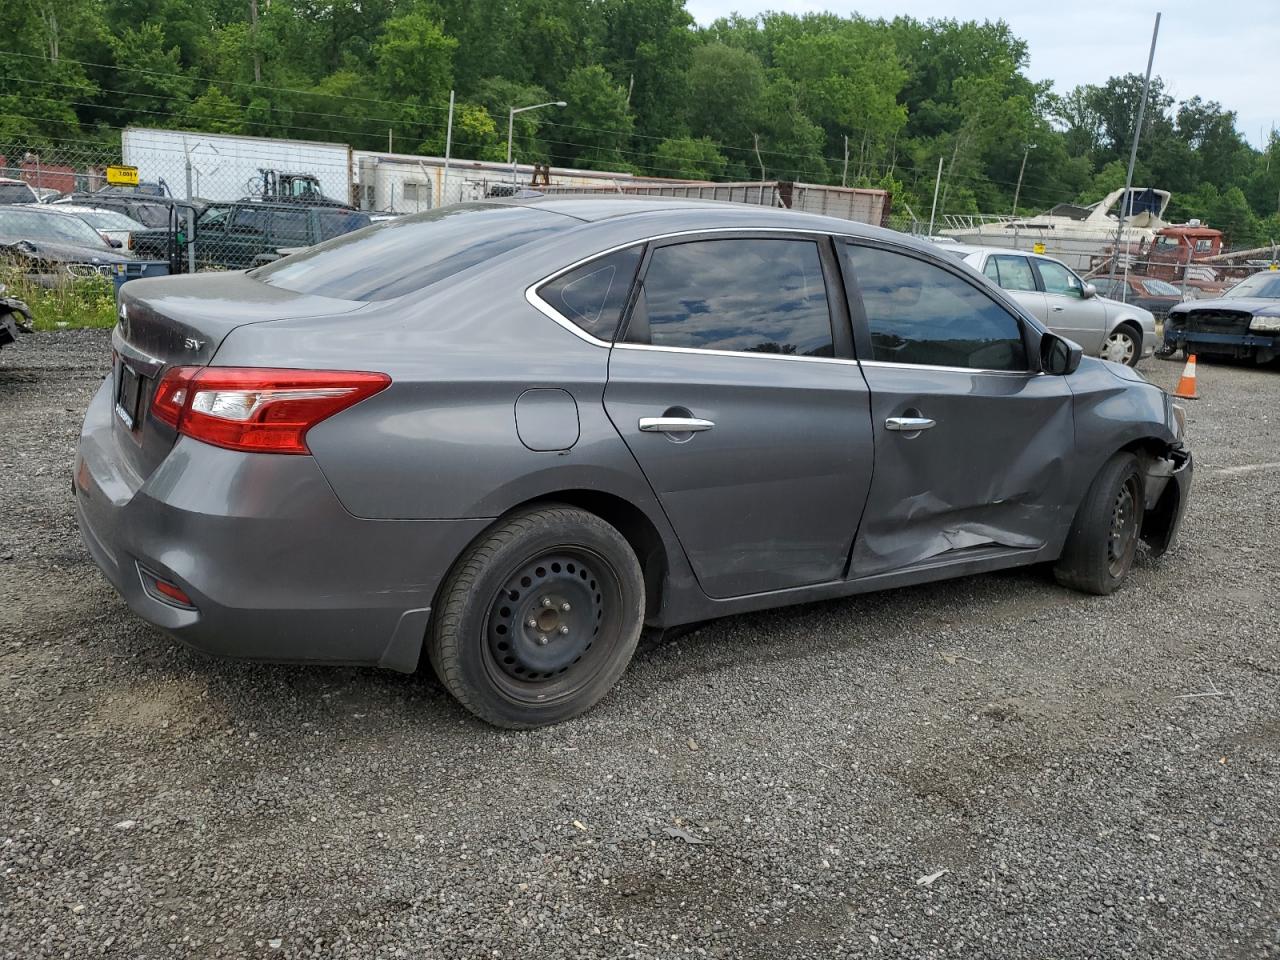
left=75, top=199, right=1193, bottom=728
left=945, top=245, right=1157, bottom=366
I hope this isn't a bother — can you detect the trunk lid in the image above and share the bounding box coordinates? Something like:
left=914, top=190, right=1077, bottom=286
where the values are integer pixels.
left=111, top=271, right=363, bottom=480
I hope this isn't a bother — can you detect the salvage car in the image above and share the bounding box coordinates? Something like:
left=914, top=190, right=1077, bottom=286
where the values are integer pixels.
left=1090, top=274, right=1188, bottom=320
left=0, top=282, right=33, bottom=349
left=945, top=245, right=1157, bottom=366
left=74, top=199, right=1193, bottom=728
left=0, top=206, right=134, bottom=283
left=51, top=204, right=150, bottom=250
left=1163, top=270, right=1280, bottom=363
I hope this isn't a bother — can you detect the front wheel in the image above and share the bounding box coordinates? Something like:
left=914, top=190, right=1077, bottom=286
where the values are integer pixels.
left=1101, top=326, right=1142, bottom=367
left=1054, top=452, right=1145, bottom=596
left=428, top=504, right=645, bottom=728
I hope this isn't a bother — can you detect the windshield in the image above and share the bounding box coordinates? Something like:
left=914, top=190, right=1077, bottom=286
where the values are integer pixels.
left=0, top=182, right=36, bottom=204
left=0, top=208, right=110, bottom=247
left=1223, top=272, right=1280, bottom=299
left=77, top=210, right=145, bottom=232
left=252, top=203, right=572, bottom=301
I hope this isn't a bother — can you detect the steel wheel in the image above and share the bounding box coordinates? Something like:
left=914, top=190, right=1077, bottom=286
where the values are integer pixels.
left=1107, top=474, right=1142, bottom=578
left=483, top=549, right=616, bottom=699
left=1102, top=328, right=1139, bottom=366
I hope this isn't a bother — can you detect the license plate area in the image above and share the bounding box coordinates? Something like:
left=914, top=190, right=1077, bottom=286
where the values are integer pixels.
left=115, top=361, right=143, bottom=430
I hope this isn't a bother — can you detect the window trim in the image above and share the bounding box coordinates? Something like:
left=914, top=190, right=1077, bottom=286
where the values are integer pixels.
left=841, top=238, right=1037, bottom=375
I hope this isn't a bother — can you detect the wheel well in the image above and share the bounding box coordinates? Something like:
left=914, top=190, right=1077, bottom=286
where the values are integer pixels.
left=1115, top=319, right=1144, bottom=341
left=513, top=490, right=669, bottom=623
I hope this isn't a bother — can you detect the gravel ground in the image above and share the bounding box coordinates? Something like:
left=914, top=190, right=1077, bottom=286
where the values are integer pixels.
left=2, top=330, right=1277, bottom=960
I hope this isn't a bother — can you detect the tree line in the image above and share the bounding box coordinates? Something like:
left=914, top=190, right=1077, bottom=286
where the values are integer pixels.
left=2, top=0, right=1278, bottom=245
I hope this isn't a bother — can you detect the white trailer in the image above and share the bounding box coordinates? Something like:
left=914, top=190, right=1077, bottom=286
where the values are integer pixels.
left=121, top=128, right=352, bottom=204
left=351, top=151, right=658, bottom=213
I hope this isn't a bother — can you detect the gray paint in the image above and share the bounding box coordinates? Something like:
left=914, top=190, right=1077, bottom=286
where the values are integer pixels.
left=77, top=198, right=1192, bottom=672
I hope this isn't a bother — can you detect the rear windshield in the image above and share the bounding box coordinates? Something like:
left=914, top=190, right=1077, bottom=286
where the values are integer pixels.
left=251, top=203, right=571, bottom=301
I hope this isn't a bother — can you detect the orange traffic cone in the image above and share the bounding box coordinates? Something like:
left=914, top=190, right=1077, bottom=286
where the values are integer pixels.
left=1173, top=354, right=1199, bottom=400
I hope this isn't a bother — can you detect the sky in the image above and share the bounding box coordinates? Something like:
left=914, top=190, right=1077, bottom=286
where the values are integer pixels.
left=684, top=1, right=1277, bottom=148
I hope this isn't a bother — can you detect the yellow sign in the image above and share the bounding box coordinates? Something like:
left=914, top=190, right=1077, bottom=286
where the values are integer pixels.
left=1270, top=262, right=1278, bottom=271
left=1032, top=241, right=1046, bottom=255
left=106, top=164, right=139, bottom=186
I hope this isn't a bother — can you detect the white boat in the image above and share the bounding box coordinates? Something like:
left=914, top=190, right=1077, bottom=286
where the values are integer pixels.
left=939, top=187, right=1172, bottom=272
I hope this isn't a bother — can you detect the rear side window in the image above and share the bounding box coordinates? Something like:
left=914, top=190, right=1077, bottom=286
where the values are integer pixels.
left=253, top=203, right=571, bottom=301
left=317, top=209, right=371, bottom=241
left=231, top=207, right=268, bottom=235
left=845, top=243, right=1027, bottom=371
left=629, top=238, right=833, bottom=357
left=270, top=209, right=310, bottom=244
left=538, top=247, right=641, bottom=341
left=989, top=255, right=1038, bottom=292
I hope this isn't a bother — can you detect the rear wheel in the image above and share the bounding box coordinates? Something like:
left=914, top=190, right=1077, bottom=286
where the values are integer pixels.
left=1101, top=325, right=1142, bottom=367
left=1054, top=452, right=1145, bottom=596
left=428, top=504, right=644, bottom=728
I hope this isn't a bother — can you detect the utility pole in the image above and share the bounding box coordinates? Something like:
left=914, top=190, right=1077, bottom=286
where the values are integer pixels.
left=841, top=135, right=849, bottom=188
left=753, top=133, right=765, bottom=182
left=928, top=155, right=944, bottom=236
left=1116, top=12, right=1161, bottom=292
left=1011, top=145, right=1030, bottom=217
left=249, top=0, right=261, bottom=84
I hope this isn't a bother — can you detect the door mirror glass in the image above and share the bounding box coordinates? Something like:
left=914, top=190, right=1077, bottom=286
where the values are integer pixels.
left=1041, top=333, right=1083, bottom=375
left=1082, top=282, right=1097, bottom=299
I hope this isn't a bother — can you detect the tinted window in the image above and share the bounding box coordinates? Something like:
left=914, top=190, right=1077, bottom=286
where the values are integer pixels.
left=845, top=243, right=1027, bottom=371
left=253, top=203, right=571, bottom=302
left=633, top=238, right=832, bottom=356
left=990, top=255, right=1038, bottom=292
left=317, top=209, right=371, bottom=241
left=198, top=206, right=231, bottom=231
left=271, top=209, right=310, bottom=244
left=231, top=207, right=268, bottom=234
left=0, top=182, right=36, bottom=204
left=539, top=247, right=642, bottom=341
left=1037, top=259, right=1084, bottom=298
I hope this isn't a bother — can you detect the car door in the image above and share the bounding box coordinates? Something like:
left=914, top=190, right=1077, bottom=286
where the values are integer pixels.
left=1033, top=257, right=1108, bottom=353
left=268, top=207, right=311, bottom=253
left=841, top=240, right=1076, bottom=578
left=221, top=205, right=270, bottom=268
left=603, top=233, right=874, bottom=599
left=982, top=253, right=1048, bottom=321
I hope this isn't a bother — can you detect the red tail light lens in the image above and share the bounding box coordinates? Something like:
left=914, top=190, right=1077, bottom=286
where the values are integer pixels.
left=151, top=367, right=391, bottom=454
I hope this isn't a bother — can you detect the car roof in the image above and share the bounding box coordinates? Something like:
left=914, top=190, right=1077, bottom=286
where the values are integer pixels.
left=485, top=195, right=933, bottom=253
left=941, top=243, right=1068, bottom=265
left=1, top=204, right=85, bottom=219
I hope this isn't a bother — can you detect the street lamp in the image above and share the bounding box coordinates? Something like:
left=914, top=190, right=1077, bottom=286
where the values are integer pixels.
left=507, top=100, right=566, bottom=165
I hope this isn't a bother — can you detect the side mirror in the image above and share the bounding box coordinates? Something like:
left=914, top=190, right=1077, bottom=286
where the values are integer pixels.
left=1082, top=282, right=1097, bottom=299
left=1041, top=332, right=1083, bottom=376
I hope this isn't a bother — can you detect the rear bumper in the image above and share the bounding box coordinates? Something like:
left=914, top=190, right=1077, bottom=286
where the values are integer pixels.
left=74, top=376, right=492, bottom=672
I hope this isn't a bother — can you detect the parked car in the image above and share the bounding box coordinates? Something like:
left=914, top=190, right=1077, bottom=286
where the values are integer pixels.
left=75, top=199, right=1193, bottom=728
left=175, top=200, right=371, bottom=269
left=1163, top=269, right=1280, bottom=363
left=0, top=282, right=33, bottom=350
left=47, top=204, right=150, bottom=251
left=0, top=177, right=39, bottom=205
left=1090, top=275, right=1189, bottom=320
left=0, top=206, right=134, bottom=284
left=55, top=192, right=205, bottom=232
left=946, top=245, right=1157, bottom=366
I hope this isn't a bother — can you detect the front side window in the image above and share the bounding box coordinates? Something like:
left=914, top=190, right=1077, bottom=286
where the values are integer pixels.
left=230, top=207, right=268, bottom=235
left=198, top=206, right=231, bottom=231
left=1036, top=259, right=1085, bottom=298
left=630, top=238, right=833, bottom=357
left=845, top=243, right=1027, bottom=371
left=989, top=255, right=1038, bottom=292
left=316, top=209, right=371, bottom=241
left=538, top=246, right=642, bottom=341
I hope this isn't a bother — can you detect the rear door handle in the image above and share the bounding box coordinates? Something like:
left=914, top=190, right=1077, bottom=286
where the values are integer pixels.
left=1051, top=305, right=1066, bottom=312
left=885, top=416, right=936, bottom=432
left=639, top=416, right=715, bottom=433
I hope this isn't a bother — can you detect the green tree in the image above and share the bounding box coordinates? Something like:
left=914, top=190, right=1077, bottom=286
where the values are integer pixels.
left=555, top=64, right=633, bottom=171
left=651, top=136, right=727, bottom=179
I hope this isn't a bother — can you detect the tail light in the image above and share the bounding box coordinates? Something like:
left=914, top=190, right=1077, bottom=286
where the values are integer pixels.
left=151, top=367, right=390, bottom=454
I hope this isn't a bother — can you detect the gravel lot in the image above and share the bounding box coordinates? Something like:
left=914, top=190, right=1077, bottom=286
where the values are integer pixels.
left=2, top=330, right=1277, bottom=960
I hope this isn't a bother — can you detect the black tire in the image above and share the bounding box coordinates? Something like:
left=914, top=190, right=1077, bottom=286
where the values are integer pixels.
left=428, top=504, right=645, bottom=728
left=1054, top=452, right=1145, bottom=596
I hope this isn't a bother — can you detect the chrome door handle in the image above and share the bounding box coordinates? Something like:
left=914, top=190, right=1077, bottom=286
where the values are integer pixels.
left=1051, top=305, right=1065, bottom=312
left=885, top=416, right=936, bottom=432
left=639, top=416, right=715, bottom=433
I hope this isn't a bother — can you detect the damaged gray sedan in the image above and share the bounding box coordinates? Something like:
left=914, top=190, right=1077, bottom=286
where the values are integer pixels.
left=75, top=198, right=1193, bottom=728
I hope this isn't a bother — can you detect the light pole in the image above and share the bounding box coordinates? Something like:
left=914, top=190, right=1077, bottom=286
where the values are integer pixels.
left=507, top=100, right=566, bottom=165
left=1011, top=144, right=1032, bottom=218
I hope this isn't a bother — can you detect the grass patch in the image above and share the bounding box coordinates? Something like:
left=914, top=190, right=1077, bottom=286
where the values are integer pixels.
left=0, top=266, right=117, bottom=331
